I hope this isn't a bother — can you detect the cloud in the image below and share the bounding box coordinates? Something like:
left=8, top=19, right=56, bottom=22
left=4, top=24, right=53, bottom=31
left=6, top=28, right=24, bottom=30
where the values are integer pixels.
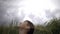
left=45, top=9, right=60, bottom=19
left=51, top=0, right=60, bottom=8
left=0, top=0, right=23, bottom=25
left=0, top=0, right=60, bottom=25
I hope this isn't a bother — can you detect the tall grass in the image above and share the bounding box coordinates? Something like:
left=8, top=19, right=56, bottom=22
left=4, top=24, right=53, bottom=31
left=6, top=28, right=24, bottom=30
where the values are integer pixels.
left=0, top=20, right=19, bottom=34
left=0, top=25, right=19, bottom=34
left=0, top=18, right=60, bottom=34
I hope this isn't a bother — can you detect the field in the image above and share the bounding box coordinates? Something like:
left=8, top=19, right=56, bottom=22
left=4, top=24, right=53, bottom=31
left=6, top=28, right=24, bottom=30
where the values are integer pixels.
left=0, top=18, right=60, bottom=34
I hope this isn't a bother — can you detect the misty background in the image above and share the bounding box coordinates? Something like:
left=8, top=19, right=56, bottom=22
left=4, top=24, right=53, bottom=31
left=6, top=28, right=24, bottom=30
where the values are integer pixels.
left=0, top=0, right=60, bottom=25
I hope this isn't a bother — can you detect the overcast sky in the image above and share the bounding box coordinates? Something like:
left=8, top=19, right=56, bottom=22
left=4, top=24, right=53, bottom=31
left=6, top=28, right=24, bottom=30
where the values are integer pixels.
left=0, top=0, right=60, bottom=25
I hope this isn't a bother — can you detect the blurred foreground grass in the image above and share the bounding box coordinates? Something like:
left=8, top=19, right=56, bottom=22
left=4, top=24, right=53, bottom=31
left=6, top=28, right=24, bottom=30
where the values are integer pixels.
left=0, top=25, right=19, bottom=34
left=0, top=25, right=49, bottom=34
left=0, top=18, right=60, bottom=34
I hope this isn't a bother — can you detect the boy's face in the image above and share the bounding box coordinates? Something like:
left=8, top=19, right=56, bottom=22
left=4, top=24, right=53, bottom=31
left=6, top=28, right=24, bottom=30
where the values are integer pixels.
left=20, top=21, right=30, bottom=29
left=19, top=20, right=34, bottom=34
left=19, top=21, right=31, bottom=34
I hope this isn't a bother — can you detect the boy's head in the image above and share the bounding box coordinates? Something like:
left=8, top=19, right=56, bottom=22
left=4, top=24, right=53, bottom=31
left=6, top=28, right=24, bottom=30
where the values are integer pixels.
left=19, top=20, right=34, bottom=34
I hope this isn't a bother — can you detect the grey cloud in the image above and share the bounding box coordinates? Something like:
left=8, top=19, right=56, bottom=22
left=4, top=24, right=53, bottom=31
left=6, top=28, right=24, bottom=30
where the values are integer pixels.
left=52, top=0, right=60, bottom=8
left=0, top=0, right=23, bottom=25
left=0, top=0, right=60, bottom=25
left=27, top=13, right=45, bottom=25
left=45, top=9, right=60, bottom=19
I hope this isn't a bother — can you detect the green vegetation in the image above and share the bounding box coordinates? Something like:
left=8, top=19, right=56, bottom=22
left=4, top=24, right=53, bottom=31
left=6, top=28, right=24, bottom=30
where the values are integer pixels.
left=34, top=18, right=60, bottom=34
left=46, top=18, right=60, bottom=34
left=0, top=18, right=60, bottom=34
left=0, top=26, right=19, bottom=34
left=0, top=20, right=19, bottom=34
